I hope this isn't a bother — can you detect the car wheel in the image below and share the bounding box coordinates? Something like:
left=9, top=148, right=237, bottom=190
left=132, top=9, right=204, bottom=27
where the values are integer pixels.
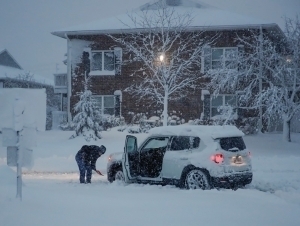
left=185, top=169, right=211, bottom=190
left=114, top=170, right=125, bottom=181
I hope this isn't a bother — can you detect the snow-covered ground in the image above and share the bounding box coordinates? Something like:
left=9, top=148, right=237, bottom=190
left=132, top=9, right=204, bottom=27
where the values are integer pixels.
left=1, top=128, right=300, bottom=226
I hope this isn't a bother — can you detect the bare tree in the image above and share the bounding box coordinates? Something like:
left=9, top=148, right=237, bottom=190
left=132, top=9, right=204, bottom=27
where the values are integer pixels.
left=108, top=1, right=213, bottom=126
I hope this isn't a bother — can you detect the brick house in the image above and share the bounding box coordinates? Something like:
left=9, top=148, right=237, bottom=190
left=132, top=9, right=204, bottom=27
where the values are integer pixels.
left=51, top=0, right=285, bottom=125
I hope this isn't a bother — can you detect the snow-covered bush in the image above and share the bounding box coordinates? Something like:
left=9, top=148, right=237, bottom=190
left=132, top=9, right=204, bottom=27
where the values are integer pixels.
left=100, top=115, right=125, bottom=131
left=125, top=112, right=162, bottom=133
left=127, top=125, right=142, bottom=134
left=168, top=112, right=185, bottom=125
left=210, top=105, right=237, bottom=126
left=238, top=117, right=258, bottom=135
left=126, top=112, right=150, bottom=133
left=59, top=122, right=76, bottom=131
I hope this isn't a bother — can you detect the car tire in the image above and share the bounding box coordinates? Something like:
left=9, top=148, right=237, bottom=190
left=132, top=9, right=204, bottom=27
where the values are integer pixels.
left=114, top=170, right=125, bottom=182
left=184, top=168, right=211, bottom=190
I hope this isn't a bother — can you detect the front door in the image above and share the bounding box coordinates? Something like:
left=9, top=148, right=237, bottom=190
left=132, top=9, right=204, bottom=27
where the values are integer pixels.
left=123, top=135, right=139, bottom=182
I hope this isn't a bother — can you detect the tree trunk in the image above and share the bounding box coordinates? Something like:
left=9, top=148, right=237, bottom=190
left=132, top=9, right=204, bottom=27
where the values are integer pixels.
left=283, top=119, right=291, bottom=142
left=163, top=90, right=169, bottom=126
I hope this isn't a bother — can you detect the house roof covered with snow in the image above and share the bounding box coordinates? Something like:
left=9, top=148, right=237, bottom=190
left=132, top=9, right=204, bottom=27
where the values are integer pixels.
left=52, top=0, right=283, bottom=38
left=0, top=48, right=23, bottom=70
left=0, top=65, right=54, bottom=85
left=0, top=47, right=53, bottom=85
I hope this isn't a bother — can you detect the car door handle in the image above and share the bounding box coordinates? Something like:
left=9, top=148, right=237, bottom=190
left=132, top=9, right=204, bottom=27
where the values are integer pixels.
left=180, top=157, right=188, bottom=160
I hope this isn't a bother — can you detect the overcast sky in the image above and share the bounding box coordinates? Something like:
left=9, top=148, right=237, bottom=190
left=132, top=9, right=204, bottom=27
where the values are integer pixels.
left=1, top=0, right=299, bottom=81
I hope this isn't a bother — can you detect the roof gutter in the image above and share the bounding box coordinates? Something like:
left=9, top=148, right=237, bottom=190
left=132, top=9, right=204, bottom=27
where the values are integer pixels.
left=51, top=23, right=284, bottom=39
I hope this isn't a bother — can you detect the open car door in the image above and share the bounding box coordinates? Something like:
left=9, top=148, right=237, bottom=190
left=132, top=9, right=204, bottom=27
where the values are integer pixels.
left=122, top=135, right=139, bottom=183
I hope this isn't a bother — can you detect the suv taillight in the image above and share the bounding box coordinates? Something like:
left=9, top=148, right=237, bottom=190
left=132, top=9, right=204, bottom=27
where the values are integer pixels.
left=211, top=154, right=224, bottom=164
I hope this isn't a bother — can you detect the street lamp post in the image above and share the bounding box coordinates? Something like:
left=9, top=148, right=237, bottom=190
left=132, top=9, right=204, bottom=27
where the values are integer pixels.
left=158, top=52, right=169, bottom=126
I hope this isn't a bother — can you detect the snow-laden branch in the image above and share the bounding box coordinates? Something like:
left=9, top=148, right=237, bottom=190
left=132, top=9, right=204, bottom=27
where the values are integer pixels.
left=205, top=15, right=300, bottom=142
left=108, top=1, right=214, bottom=126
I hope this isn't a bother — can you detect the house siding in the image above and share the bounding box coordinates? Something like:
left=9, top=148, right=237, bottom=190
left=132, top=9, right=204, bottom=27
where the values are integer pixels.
left=67, top=28, right=271, bottom=123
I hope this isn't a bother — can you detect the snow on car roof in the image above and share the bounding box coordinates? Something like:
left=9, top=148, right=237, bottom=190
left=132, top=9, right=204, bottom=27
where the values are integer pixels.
left=149, top=125, right=244, bottom=139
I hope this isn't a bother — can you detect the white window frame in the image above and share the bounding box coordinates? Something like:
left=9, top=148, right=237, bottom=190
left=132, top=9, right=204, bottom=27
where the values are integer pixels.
left=210, top=94, right=237, bottom=117
left=54, top=74, right=67, bottom=86
left=90, top=50, right=115, bottom=76
left=93, top=95, right=115, bottom=115
left=211, top=47, right=238, bottom=70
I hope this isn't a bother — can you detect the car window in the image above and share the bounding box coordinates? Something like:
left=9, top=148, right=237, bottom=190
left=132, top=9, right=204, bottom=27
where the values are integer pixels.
left=219, top=137, right=246, bottom=152
left=141, top=137, right=169, bottom=151
left=126, top=136, right=137, bottom=153
left=170, top=136, right=200, bottom=151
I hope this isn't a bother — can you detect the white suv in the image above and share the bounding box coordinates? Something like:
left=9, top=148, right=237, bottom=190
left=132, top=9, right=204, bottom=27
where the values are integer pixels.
left=107, top=125, right=252, bottom=189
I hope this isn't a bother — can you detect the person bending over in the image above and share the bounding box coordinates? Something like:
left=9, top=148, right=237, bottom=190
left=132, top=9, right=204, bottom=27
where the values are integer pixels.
left=75, top=145, right=106, bottom=183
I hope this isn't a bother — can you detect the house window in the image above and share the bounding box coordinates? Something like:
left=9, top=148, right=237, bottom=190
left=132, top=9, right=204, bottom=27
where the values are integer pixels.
left=54, top=74, right=67, bottom=86
left=211, top=47, right=238, bottom=69
left=211, top=95, right=237, bottom=117
left=0, top=82, right=3, bottom=88
left=90, top=51, right=115, bottom=75
left=93, top=95, right=115, bottom=115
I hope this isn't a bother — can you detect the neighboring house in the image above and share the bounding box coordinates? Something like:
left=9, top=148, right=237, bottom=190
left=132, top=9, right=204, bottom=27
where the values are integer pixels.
left=51, top=0, right=286, bottom=127
left=0, top=48, right=59, bottom=130
left=0, top=47, right=23, bottom=88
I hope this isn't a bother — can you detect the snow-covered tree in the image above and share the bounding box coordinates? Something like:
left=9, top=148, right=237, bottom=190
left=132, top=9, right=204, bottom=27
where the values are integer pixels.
left=108, top=0, right=214, bottom=126
left=260, top=15, right=300, bottom=142
left=212, top=105, right=237, bottom=126
left=72, top=74, right=103, bottom=141
left=205, top=16, right=300, bottom=142
left=204, top=28, right=277, bottom=133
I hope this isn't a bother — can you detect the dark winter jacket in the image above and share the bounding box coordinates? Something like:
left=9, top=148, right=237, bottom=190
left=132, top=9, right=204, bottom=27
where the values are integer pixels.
left=76, top=145, right=106, bottom=171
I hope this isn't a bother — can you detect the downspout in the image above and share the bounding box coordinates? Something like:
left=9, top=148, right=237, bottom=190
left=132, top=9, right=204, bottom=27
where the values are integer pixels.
left=65, top=33, right=72, bottom=123
left=258, top=26, right=263, bottom=133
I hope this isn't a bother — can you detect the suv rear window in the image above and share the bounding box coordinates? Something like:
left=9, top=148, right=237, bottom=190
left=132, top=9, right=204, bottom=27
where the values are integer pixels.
left=170, top=136, right=200, bottom=151
left=219, top=137, right=246, bottom=152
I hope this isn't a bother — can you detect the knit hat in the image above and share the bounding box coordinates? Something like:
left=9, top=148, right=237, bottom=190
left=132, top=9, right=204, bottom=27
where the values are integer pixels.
left=99, top=145, right=106, bottom=154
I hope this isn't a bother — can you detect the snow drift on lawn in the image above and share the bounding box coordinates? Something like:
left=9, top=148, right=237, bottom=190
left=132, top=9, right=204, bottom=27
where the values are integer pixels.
left=0, top=127, right=300, bottom=226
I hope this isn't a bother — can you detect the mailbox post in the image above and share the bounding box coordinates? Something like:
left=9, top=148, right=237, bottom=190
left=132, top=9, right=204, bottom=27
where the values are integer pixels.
left=0, top=88, right=45, bottom=201
left=14, top=96, right=25, bottom=200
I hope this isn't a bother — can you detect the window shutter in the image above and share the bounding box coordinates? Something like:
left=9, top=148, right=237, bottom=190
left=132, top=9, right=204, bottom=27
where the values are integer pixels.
left=237, top=45, right=244, bottom=71
left=201, top=45, right=211, bottom=73
left=114, top=95, right=121, bottom=116
left=114, top=90, right=122, bottom=117
left=203, top=94, right=211, bottom=120
left=237, top=45, right=244, bottom=54
left=114, top=47, right=122, bottom=76
left=83, top=48, right=91, bottom=74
